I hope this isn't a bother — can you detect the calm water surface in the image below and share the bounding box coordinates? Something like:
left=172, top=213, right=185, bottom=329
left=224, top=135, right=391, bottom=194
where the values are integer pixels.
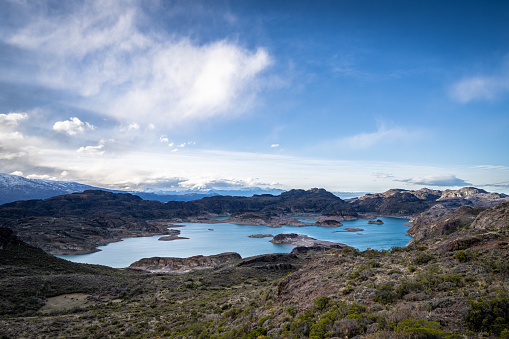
left=57, top=217, right=411, bottom=268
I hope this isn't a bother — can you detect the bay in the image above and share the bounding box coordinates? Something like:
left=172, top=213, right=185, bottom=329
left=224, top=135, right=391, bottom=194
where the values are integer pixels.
left=57, top=217, right=411, bottom=268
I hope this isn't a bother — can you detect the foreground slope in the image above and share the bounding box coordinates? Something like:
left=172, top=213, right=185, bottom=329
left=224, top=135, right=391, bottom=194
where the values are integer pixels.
left=1, top=201, right=508, bottom=338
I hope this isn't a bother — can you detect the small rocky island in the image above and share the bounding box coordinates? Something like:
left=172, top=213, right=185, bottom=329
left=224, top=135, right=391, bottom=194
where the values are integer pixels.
left=368, top=219, right=384, bottom=224
left=270, top=233, right=347, bottom=249
left=248, top=234, right=274, bottom=238
left=334, top=228, right=364, bottom=232
left=157, top=229, right=189, bottom=241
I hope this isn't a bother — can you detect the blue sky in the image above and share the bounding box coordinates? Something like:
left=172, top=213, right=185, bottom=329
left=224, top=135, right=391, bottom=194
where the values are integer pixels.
left=1, top=0, right=508, bottom=193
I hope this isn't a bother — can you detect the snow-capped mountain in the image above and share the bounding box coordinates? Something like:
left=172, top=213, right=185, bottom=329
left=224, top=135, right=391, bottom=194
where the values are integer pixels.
left=0, top=173, right=104, bottom=205
left=0, top=173, right=287, bottom=205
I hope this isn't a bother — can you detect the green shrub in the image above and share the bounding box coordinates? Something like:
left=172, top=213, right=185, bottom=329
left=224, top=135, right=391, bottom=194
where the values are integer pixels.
left=396, top=280, right=424, bottom=298
left=314, top=296, right=332, bottom=312
left=413, top=253, right=434, bottom=265
left=465, top=293, right=509, bottom=336
left=391, top=246, right=403, bottom=253
left=396, top=318, right=445, bottom=338
left=308, top=302, right=373, bottom=339
left=373, top=282, right=396, bottom=304
left=454, top=250, right=470, bottom=263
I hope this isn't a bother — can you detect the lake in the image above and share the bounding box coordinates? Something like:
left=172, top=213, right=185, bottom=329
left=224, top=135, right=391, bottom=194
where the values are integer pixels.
left=57, top=217, right=411, bottom=268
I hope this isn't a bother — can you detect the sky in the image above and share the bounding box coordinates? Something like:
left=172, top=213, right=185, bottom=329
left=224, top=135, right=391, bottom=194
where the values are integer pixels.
left=1, top=0, right=509, bottom=194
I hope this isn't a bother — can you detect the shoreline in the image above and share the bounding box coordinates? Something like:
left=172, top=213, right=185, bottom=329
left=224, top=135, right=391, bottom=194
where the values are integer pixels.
left=53, top=215, right=412, bottom=257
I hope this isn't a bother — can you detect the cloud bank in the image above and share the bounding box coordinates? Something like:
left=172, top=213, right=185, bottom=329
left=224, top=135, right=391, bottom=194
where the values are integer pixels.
left=398, top=175, right=472, bottom=187
left=6, top=1, right=272, bottom=127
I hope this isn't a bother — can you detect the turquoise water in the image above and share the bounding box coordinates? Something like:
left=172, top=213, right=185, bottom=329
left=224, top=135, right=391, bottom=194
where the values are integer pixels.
left=57, top=217, right=411, bottom=268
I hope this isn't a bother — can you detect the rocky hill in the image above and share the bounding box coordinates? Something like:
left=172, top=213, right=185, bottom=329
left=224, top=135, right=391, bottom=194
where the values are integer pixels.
left=0, top=188, right=355, bottom=254
left=348, top=187, right=508, bottom=218
left=1, top=186, right=507, bottom=255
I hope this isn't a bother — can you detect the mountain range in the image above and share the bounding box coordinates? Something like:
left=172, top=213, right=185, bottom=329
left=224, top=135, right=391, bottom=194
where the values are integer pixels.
left=0, top=173, right=285, bottom=205
left=1, top=184, right=508, bottom=255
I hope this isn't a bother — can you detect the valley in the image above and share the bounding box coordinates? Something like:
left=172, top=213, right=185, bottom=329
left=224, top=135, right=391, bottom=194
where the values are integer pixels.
left=0, top=187, right=508, bottom=338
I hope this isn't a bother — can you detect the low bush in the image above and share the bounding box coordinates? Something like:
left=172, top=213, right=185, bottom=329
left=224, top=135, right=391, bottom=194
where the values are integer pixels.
left=413, top=253, right=434, bottom=265
left=373, top=282, right=396, bottom=304
left=396, top=318, right=445, bottom=338
left=465, top=292, right=509, bottom=336
left=454, top=250, right=471, bottom=263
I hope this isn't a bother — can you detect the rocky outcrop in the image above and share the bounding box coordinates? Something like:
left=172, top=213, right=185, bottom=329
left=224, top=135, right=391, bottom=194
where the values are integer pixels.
left=334, top=228, right=364, bottom=232
left=348, top=187, right=508, bottom=218
left=471, top=201, right=509, bottom=230
left=347, top=188, right=442, bottom=217
left=236, top=253, right=298, bottom=267
left=406, top=206, right=487, bottom=244
left=368, top=219, right=383, bottom=224
left=437, top=187, right=508, bottom=207
left=270, top=233, right=347, bottom=249
left=128, top=252, right=242, bottom=272
left=435, top=233, right=499, bottom=252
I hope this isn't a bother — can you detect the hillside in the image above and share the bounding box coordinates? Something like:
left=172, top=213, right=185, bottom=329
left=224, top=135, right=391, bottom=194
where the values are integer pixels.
left=0, top=188, right=355, bottom=254
left=1, top=199, right=508, bottom=338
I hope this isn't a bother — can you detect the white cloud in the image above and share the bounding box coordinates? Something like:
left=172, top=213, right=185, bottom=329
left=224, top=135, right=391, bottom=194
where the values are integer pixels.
left=398, top=175, right=472, bottom=187
left=373, top=172, right=394, bottom=179
left=337, top=123, right=415, bottom=150
left=77, top=144, right=105, bottom=155
left=160, top=136, right=169, bottom=143
left=271, top=144, right=280, bottom=148
left=0, top=151, right=26, bottom=160
left=10, top=171, right=24, bottom=176
left=53, top=117, right=95, bottom=136
left=0, top=112, right=28, bottom=127
left=449, top=76, right=509, bottom=103
left=26, top=174, right=56, bottom=180
left=6, top=1, right=272, bottom=127
left=178, top=177, right=272, bottom=190
left=128, top=122, right=140, bottom=131
left=0, top=112, right=31, bottom=160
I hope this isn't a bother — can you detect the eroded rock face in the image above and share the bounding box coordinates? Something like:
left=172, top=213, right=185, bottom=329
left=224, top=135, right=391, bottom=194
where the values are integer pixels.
left=471, top=201, right=509, bottom=230
left=407, top=206, right=487, bottom=244
left=128, top=252, right=241, bottom=272
left=348, top=187, right=509, bottom=218
left=435, top=233, right=499, bottom=252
